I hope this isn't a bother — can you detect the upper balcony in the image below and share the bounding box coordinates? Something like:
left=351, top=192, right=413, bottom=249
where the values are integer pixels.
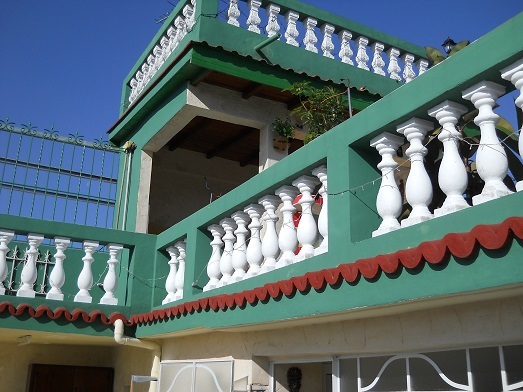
left=2, top=10, right=523, bottom=341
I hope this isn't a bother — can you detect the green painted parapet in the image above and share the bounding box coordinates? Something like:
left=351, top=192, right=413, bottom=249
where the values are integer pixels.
left=147, top=12, right=523, bottom=328
left=0, top=215, right=156, bottom=320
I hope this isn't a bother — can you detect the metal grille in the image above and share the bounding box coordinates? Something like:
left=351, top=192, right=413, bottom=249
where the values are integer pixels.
left=0, top=119, right=122, bottom=228
left=4, top=244, right=53, bottom=296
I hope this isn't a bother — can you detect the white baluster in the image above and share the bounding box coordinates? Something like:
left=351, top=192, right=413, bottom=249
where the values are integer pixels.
left=428, top=100, right=470, bottom=216
left=501, top=58, right=523, bottom=191
left=321, top=24, right=335, bottom=59
left=259, top=195, right=281, bottom=273
left=247, top=0, right=262, bottom=33
left=371, top=42, right=386, bottom=76
left=402, top=53, right=416, bottom=83
left=74, top=240, right=98, bottom=303
left=173, top=240, right=186, bottom=301
left=227, top=0, right=241, bottom=27
left=462, top=81, right=512, bottom=204
left=162, top=246, right=179, bottom=304
left=244, top=204, right=265, bottom=277
left=266, top=4, right=281, bottom=38
left=387, top=47, right=402, bottom=81
left=274, top=186, right=299, bottom=268
left=141, top=63, right=150, bottom=89
left=144, top=55, right=155, bottom=86
left=397, top=118, right=435, bottom=227
left=338, top=30, right=353, bottom=65
left=230, top=211, right=250, bottom=282
left=135, top=71, right=144, bottom=94
left=416, top=58, right=428, bottom=75
left=160, top=36, right=170, bottom=63
left=99, top=243, right=123, bottom=305
left=183, top=3, right=195, bottom=32
left=312, top=165, right=328, bottom=255
left=218, top=218, right=237, bottom=286
left=370, top=133, right=405, bottom=237
left=129, top=78, right=138, bottom=103
left=355, top=36, right=370, bottom=70
left=167, top=26, right=177, bottom=55
left=46, top=237, right=71, bottom=301
left=17, top=234, right=44, bottom=298
left=292, top=176, right=321, bottom=260
left=153, top=45, right=163, bottom=72
left=203, top=225, right=224, bottom=291
left=0, top=230, right=14, bottom=295
left=284, top=10, right=300, bottom=47
left=303, top=17, right=318, bottom=53
left=175, top=16, right=187, bottom=47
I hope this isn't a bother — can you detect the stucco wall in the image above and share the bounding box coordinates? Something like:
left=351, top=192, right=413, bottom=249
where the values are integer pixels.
left=157, top=295, right=523, bottom=388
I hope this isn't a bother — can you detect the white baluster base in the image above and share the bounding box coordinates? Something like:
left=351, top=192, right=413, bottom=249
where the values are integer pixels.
left=203, top=278, right=220, bottom=292
left=0, top=287, right=5, bottom=295
left=74, top=292, right=92, bottom=303
left=517, top=182, right=523, bottom=192
left=372, top=220, right=400, bottom=237
left=472, top=183, right=513, bottom=205
left=46, top=291, right=64, bottom=301
left=401, top=212, right=432, bottom=228
left=100, top=296, right=118, bottom=306
left=162, top=293, right=177, bottom=305
left=17, top=288, right=36, bottom=298
left=434, top=195, right=470, bottom=217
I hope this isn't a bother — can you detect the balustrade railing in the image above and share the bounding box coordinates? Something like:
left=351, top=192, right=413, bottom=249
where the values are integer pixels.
left=223, top=0, right=427, bottom=82
left=0, top=225, right=138, bottom=306
left=125, top=0, right=428, bottom=108
left=371, top=57, right=523, bottom=236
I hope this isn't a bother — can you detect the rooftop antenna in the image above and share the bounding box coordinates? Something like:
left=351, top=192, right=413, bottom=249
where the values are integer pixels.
left=154, top=1, right=177, bottom=24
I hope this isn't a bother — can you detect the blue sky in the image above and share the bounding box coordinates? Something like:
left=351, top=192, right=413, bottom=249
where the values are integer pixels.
left=1, top=1, right=522, bottom=142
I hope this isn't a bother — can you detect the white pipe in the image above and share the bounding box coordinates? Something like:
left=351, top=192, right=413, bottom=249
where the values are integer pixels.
left=114, top=319, right=161, bottom=392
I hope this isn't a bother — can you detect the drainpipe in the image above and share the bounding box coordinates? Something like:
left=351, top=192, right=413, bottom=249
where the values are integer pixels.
left=114, top=319, right=161, bottom=392
left=254, top=33, right=281, bottom=52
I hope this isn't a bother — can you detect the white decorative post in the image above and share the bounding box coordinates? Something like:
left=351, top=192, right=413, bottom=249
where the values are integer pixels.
left=141, top=63, right=150, bottom=89
left=462, top=81, right=512, bottom=204
left=167, top=26, right=177, bottom=55
left=416, top=58, right=429, bottom=75
left=174, top=16, right=187, bottom=47
left=428, top=100, right=470, bottom=216
left=355, top=36, right=370, bottom=70
left=99, top=243, right=123, bottom=305
left=203, top=225, right=224, bottom=291
left=160, top=36, right=170, bottom=63
left=397, top=118, right=435, bottom=227
left=370, top=133, right=405, bottom=236
left=321, top=24, right=335, bottom=59
left=501, top=58, right=523, bottom=191
left=292, top=175, right=321, bottom=260
left=162, top=246, right=179, bottom=304
left=247, top=0, right=262, bottom=33
left=244, top=203, right=265, bottom=277
left=303, top=17, right=318, bottom=53
left=183, top=3, right=196, bottom=32
left=129, top=78, right=138, bottom=103
left=17, top=234, right=44, bottom=298
left=402, top=53, right=416, bottom=83
left=46, top=237, right=71, bottom=301
left=259, top=195, right=281, bottom=273
left=387, top=47, right=402, bottom=81
left=312, top=165, right=328, bottom=255
left=173, top=240, right=186, bottom=301
left=284, top=10, right=300, bottom=47
left=153, top=45, right=163, bottom=72
left=218, top=218, right=237, bottom=286
left=266, top=4, right=281, bottom=38
left=74, top=240, right=98, bottom=303
left=338, top=30, right=353, bottom=65
left=135, top=71, right=144, bottom=95
left=231, top=211, right=250, bottom=282
left=227, top=0, right=241, bottom=27
left=0, top=230, right=14, bottom=295
left=274, top=186, right=299, bottom=268
left=371, top=42, right=386, bottom=76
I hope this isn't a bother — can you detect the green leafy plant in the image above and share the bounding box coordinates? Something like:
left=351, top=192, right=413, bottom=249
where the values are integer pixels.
left=425, top=40, right=470, bottom=66
left=272, top=117, right=295, bottom=138
left=284, top=82, right=348, bottom=144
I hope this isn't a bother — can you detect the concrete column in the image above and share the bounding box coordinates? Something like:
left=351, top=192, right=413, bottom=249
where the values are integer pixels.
left=259, top=123, right=288, bottom=172
left=135, top=150, right=153, bottom=233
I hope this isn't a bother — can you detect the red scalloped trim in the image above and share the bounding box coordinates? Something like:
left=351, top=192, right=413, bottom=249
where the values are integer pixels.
left=130, top=216, right=523, bottom=326
left=0, top=302, right=130, bottom=326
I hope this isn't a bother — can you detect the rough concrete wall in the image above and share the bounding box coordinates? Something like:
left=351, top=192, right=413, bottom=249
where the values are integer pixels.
left=148, top=148, right=258, bottom=232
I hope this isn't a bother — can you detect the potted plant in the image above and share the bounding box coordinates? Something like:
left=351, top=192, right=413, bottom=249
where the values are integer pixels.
left=272, top=117, right=295, bottom=151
